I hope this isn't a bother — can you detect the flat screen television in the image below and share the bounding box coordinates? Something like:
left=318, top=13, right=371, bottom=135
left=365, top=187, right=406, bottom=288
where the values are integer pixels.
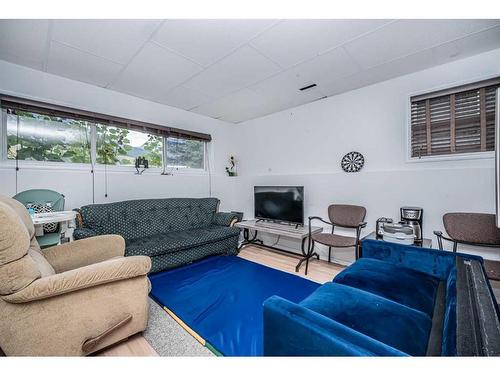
left=254, top=186, right=304, bottom=225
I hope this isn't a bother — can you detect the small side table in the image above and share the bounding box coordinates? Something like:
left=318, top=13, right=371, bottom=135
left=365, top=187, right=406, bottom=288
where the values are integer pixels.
left=31, top=211, right=77, bottom=238
left=360, top=231, right=432, bottom=258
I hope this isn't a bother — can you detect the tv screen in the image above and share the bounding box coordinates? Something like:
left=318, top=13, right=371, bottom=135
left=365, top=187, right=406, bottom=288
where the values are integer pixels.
left=254, top=186, right=304, bottom=225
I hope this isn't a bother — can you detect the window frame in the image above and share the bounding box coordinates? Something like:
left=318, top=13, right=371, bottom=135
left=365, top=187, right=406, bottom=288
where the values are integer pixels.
left=406, top=75, right=498, bottom=163
left=0, top=102, right=209, bottom=175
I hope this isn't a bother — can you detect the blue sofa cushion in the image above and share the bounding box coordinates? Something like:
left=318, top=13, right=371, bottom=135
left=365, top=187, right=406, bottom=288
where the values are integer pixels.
left=300, top=282, right=432, bottom=356
left=333, top=257, right=440, bottom=317
left=125, top=225, right=240, bottom=257
left=264, top=296, right=408, bottom=356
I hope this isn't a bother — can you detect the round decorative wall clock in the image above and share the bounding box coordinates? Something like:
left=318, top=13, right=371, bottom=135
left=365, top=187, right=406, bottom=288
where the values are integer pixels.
left=341, top=151, right=365, bottom=173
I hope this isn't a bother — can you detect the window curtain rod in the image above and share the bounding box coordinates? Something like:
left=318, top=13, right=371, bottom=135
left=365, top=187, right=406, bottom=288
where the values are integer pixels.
left=0, top=94, right=212, bottom=142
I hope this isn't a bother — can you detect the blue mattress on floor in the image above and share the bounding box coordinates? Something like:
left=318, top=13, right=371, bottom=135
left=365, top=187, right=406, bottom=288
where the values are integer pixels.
left=149, top=255, right=320, bottom=356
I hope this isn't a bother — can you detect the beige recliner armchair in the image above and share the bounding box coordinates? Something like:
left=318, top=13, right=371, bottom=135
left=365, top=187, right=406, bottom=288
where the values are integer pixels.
left=0, top=196, right=151, bottom=356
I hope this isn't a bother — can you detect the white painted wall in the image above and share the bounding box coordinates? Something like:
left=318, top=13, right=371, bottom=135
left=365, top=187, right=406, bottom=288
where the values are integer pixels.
left=231, top=48, right=500, bottom=265
left=0, top=60, right=239, bottom=211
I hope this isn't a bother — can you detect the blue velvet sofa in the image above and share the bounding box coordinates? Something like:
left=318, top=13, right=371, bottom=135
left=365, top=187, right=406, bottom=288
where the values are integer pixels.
left=263, top=239, right=500, bottom=356
left=74, top=198, right=241, bottom=273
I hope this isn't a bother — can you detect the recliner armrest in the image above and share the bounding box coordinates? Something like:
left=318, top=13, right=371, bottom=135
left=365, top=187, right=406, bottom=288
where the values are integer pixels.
left=3, top=256, right=151, bottom=303
left=263, top=295, right=407, bottom=356
left=43, top=235, right=126, bottom=273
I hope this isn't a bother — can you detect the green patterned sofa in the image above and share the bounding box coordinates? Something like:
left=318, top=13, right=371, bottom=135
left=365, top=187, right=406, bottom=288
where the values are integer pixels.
left=73, top=198, right=241, bottom=273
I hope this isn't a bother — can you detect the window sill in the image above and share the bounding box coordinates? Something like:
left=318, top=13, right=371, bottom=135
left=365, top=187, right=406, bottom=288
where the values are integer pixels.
left=0, top=160, right=208, bottom=176
left=406, top=151, right=494, bottom=163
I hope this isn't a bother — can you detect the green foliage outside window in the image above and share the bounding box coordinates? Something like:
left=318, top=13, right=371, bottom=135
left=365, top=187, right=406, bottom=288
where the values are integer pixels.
left=6, top=111, right=91, bottom=163
left=4, top=110, right=203, bottom=170
left=143, top=134, right=162, bottom=167
left=96, top=125, right=162, bottom=167
left=95, top=124, right=132, bottom=165
left=166, top=137, right=205, bottom=169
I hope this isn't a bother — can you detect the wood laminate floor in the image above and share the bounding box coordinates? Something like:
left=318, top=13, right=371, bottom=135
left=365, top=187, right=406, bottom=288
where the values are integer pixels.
left=97, top=245, right=343, bottom=356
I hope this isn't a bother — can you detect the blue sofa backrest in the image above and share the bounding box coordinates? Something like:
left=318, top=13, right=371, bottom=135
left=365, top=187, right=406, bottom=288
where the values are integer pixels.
left=79, top=197, right=219, bottom=240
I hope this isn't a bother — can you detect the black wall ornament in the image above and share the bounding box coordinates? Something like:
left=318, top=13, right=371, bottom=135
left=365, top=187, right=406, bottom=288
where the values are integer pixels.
left=341, top=151, right=364, bottom=172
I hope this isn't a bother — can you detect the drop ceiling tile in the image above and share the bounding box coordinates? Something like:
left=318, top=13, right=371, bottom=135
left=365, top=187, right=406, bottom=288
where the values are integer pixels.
left=0, top=19, right=49, bottom=70
left=183, top=45, right=282, bottom=97
left=47, top=41, right=124, bottom=87
left=153, top=19, right=277, bottom=67
left=431, top=25, right=500, bottom=64
left=250, top=19, right=392, bottom=68
left=344, top=19, right=500, bottom=69
left=191, top=88, right=276, bottom=123
left=249, top=68, right=326, bottom=110
left=297, top=47, right=361, bottom=88
left=161, top=85, right=214, bottom=110
left=110, top=42, right=203, bottom=101
left=52, top=19, right=162, bottom=64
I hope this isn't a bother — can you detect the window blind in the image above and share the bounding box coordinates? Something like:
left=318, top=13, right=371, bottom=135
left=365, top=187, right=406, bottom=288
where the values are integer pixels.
left=0, top=95, right=212, bottom=142
left=410, top=78, right=499, bottom=158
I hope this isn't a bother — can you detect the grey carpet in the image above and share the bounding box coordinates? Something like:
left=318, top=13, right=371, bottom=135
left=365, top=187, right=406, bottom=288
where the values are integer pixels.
left=144, top=298, right=213, bottom=356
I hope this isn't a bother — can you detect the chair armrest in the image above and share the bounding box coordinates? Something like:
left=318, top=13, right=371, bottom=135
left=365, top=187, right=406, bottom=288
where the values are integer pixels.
left=73, top=227, right=98, bottom=240
left=263, top=296, right=407, bottom=356
left=212, top=212, right=240, bottom=227
left=359, top=222, right=367, bottom=228
left=42, top=235, right=126, bottom=273
left=3, top=256, right=151, bottom=303
left=308, top=216, right=333, bottom=226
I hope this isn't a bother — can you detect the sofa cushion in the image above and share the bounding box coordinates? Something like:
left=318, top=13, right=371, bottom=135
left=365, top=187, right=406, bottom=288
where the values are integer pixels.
left=300, top=282, right=432, bottom=356
left=125, top=225, right=240, bottom=257
left=333, top=258, right=440, bottom=317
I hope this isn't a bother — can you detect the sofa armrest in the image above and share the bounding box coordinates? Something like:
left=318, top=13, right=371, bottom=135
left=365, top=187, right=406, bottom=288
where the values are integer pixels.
left=43, top=235, right=126, bottom=273
left=73, top=227, right=98, bottom=240
left=263, top=296, right=407, bottom=356
left=212, top=212, right=240, bottom=227
left=3, top=256, right=151, bottom=303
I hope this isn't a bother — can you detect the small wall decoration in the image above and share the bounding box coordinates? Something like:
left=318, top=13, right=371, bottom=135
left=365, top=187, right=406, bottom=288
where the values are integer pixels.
left=225, top=155, right=237, bottom=176
left=341, top=151, right=364, bottom=173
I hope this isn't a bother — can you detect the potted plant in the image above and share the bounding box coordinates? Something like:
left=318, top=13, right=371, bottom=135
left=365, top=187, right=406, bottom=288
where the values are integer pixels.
left=225, top=155, right=237, bottom=177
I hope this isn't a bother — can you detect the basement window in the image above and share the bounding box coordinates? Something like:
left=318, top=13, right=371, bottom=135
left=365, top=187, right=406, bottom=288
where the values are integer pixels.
left=4, top=110, right=92, bottom=164
left=1, top=96, right=211, bottom=172
left=165, top=137, right=206, bottom=170
left=96, top=125, right=163, bottom=167
left=410, top=77, right=499, bottom=159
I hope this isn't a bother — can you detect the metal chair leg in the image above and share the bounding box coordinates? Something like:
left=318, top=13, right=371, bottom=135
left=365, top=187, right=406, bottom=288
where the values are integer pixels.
left=328, top=247, right=331, bottom=263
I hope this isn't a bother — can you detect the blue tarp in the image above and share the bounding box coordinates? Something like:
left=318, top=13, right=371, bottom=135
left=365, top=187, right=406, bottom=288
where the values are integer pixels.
left=149, top=255, right=320, bottom=356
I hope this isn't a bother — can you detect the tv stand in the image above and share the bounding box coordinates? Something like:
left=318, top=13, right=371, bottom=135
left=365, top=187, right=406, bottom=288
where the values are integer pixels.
left=235, top=220, right=323, bottom=275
